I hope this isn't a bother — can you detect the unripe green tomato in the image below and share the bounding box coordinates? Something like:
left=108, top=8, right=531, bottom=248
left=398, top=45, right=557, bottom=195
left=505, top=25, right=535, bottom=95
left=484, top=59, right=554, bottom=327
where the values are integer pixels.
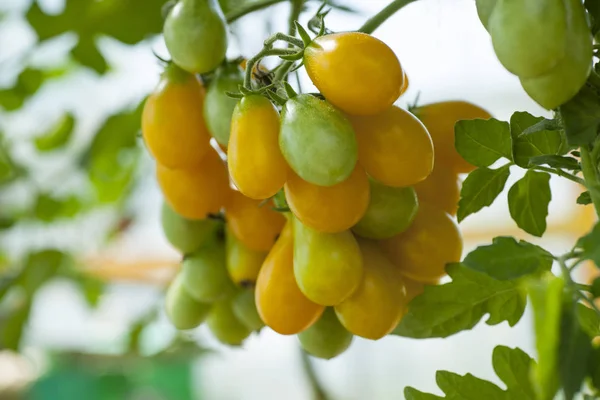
left=352, top=180, right=418, bottom=240
left=165, top=273, right=212, bottom=330
left=161, top=202, right=222, bottom=254
left=489, top=0, right=567, bottom=78
left=181, top=239, right=236, bottom=302
left=298, top=308, right=353, bottom=359
left=207, top=297, right=252, bottom=346
left=232, top=288, right=264, bottom=331
left=203, top=64, right=244, bottom=147
left=475, top=0, right=497, bottom=30
left=163, top=0, right=228, bottom=74
left=280, top=94, right=357, bottom=187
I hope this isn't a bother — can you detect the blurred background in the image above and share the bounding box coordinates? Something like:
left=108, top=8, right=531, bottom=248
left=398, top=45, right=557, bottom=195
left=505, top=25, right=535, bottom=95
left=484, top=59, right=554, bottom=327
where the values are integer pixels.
left=0, top=0, right=596, bottom=399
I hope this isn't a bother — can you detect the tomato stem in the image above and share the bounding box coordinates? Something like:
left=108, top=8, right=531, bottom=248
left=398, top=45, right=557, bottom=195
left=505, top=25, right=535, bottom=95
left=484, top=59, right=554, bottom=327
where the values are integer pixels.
left=580, top=146, right=600, bottom=218
left=530, top=165, right=586, bottom=186
left=243, top=47, right=298, bottom=89
left=358, top=0, right=418, bottom=34
left=300, top=347, right=331, bottom=400
left=226, top=0, right=288, bottom=23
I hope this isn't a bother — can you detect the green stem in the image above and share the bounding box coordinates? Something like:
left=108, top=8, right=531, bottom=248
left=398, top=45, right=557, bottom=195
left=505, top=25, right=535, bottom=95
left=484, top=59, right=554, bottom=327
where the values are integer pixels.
left=580, top=146, right=600, bottom=218
left=358, top=0, right=418, bottom=34
left=243, top=48, right=297, bottom=89
left=531, top=165, right=586, bottom=186
left=226, top=0, right=288, bottom=23
left=300, top=349, right=330, bottom=400
left=559, top=256, right=600, bottom=318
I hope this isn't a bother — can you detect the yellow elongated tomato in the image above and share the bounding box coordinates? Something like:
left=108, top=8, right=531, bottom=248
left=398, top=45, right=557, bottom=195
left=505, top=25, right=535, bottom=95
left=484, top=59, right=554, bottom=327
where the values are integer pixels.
left=255, top=222, right=325, bottom=334
left=156, top=149, right=230, bottom=220
left=304, top=32, right=404, bottom=116
left=334, top=240, right=407, bottom=340
left=284, top=166, right=370, bottom=233
left=413, top=101, right=492, bottom=174
left=348, top=106, right=434, bottom=187
left=142, top=64, right=212, bottom=169
left=414, top=166, right=461, bottom=216
left=226, top=191, right=286, bottom=252
left=225, top=227, right=266, bottom=287
left=228, top=95, right=288, bottom=199
left=380, top=203, right=463, bottom=283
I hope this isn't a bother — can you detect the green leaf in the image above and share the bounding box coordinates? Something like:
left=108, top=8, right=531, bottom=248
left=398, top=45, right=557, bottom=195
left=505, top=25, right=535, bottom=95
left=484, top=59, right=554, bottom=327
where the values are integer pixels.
left=463, top=237, right=553, bottom=281
left=507, top=170, right=552, bottom=237
left=33, top=194, right=83, bottom=222
left=589, top=347, right=600, bottom=394
left=34, top=113, right=76, bottom=152
left=576, top=223, right=600, bottom=267
left=75, top=277, right=104, bottom=308
left=585, top=0, right=600, bottom=36
left=0, top=68, right=45, bottom=111
left=528, top=275, right=564, bottom=400
left=592, top=277, right=600, bottom=298
left=71, top=36, right=108, bottom=74
left=528, top=155, right=580, bottom=171
left=576, top=303, right=600, bottom=338
left=457, top=165, right=510, bottom=222
left=455, top=118, right=513, bottom=167
left=393, top=263, right=527, bottom=338
left=577, top=191, right=592, bottom=205
left=510, top=111, right=567, bottom=168
left=521, top=117, right=561, bottom=135
left=404, top=346, right=535, bottom=400
left=19, top=250, right=70, bottom=295
left=559, top=84, right=600, bottom=146
left=0, top=298, right=31, bottom=351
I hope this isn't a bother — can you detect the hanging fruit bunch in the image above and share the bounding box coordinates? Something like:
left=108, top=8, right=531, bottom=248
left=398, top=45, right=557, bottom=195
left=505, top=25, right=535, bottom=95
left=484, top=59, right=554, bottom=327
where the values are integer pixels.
left=142, top=0, right=492, bottom=359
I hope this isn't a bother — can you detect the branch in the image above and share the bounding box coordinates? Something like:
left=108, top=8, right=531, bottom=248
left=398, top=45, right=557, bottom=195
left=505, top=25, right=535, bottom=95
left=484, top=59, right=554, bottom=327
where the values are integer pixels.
left=358, top=0, right=418, bottom=34
left=226, top=0, right=288, bottom=23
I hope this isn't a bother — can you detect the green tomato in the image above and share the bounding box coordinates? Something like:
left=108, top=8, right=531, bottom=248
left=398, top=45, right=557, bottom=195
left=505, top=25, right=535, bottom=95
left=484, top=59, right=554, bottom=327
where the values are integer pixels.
left=182, top=239, right=236, bottom=302
left=232, top=288, right=264, bottom=331
left=165, top=273, right=212, bottom=330
left=519, top=0, right=592, bottom=109
left=298, top=308, right=353, bottom=359
left=163, top=0, right=228, bottom=74
left=475, top=0, right=497, bottom=30
left=352, top=180, right=418, bottom=240
left=204, top=64, right=244, bottom=146
left=489, top=0, right=567, bottom=78
left=161, top=202, right=221, bottom=254
left=207, top=297, right=252, bottom=346
left=280, top=94, right=357, bottom=187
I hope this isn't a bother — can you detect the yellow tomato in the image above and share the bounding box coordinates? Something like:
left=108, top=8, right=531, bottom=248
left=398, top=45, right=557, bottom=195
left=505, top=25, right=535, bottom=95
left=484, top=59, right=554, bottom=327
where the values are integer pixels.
left=413, top=101, right=492, bottom=174
left=399, top=70, right=409, bottom=96
left=380, top=203, right=463, bottom=283
left=142, top=65, right=212, bottom=169
left=156, top=150, right=230, bottom=220
left=334, top=240, right=407, bottom=340
left=304, top=32, right=404, bottom=116
left=255, top=222, right=325, bottom=334
left=284, top=166, right=370, bottom=233
left=226, top=191, right=286, bottom=252
left=414, top=166, right=462, bottom=216
left=348, top=106, right=434, bottom=187
left=228, top=95, right=288, bottom=199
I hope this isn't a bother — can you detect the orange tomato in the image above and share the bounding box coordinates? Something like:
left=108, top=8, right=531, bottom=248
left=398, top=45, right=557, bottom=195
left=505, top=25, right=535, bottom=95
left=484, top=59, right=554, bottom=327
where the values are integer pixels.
left=414, top=166, right=461, bottom=216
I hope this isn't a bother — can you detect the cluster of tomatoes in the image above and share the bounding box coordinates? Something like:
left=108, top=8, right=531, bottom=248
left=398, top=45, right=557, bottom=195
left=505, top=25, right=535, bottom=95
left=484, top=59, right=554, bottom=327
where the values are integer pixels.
left=141, top=0, right=492, bottom=358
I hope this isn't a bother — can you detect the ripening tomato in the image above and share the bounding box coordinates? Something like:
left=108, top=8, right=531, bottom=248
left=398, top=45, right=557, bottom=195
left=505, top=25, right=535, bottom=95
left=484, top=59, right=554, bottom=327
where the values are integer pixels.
left=161, top=202, right=222, bottom=254
left=304, top=32, right=404, bottom=116
left=255, top=222, right=325, bottom=335
left=225, top=191, right=286, bottom=252
left=380, top=203, right=463, bottom=283
left=413, top=101, right=492, bottom=174
left=207, top=297, right=252, bottom=346
left=232, top=288, right=264, bottom=331
left=225, top=227, right=266, bottom=287
left=142, top=65, right=212, bottom=169
left=414, top=166, right=461, bottom=216
left=348, top=106, right=434, bottom=187
left=229, top=95, right=288, bottom=199
left=298, top=308, right=353, bottom=359
left=285, top=166, right=369, bottom=233
left=156, top=149, right=230, bottom=220
left=165, top=273, right=212, bottom=330
left=163, top=0, right=228, bottom=74
left=334, top=240, right=407, bottom=340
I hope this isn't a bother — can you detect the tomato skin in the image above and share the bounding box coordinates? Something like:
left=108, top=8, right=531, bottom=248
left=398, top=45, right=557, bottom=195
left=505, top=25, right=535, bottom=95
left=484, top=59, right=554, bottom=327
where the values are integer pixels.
left=232, top=288, right=264, bottom=331
left=348, top=106, right=434, bottom=187
left=414, top=166, right=461, bottom=216
left=280, top=94, right=357, bottom=187
left=255, top=222, right=325, bottom=335
left=334, top=240, right=407, bottom=340
left=163, top=0, right=228, bottom=74
left=225, top=191, right=286, bottom=252
left=156, top=149, right=230, bottom=220
left=285, top=166, right=369, bottom=233
left=298, top=308, right=353, bottom=359
left=161, top=202, right=222, bottom=254
left=165, top=273, right=212, bottom=330
left=228, top=95, right=287, bottom=199
left=204, top=64, right=244, bottom=147
left=293, top=217, right=363, bottom=306
left=413, top=101, right=492, bottom=174
left=142, top=65, right=212, bottom=169
left=380, top=203, right=463, bottom=283
left=352, top=179, right=418, bottom=240
left=225, top=227, right=266, bottom=287
left=304, top=32, right=403, bottom=116
left=207, top=297, right=252, bottom=346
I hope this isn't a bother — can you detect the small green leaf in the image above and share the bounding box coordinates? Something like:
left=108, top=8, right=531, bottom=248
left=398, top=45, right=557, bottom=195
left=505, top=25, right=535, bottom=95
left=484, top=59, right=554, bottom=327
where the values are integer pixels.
left=71, top=36, right=108, bottom=74
left=576, top=303, right=600, bottom=338
left=457, top=165, right=510, bottom=222
left=576, top=223, right=600, bottom=267
left=0, top=299, right=31, bottom=351
left=510, top=111, right=567, bottom=168
left=521, top=117, right=561, bottom=136
left=508, top=170, right=551, bottom=237
left=455, top=118, right=513, bottom=167
left=74, top=277, right=104, bottom=308
left=577, top=191, right=592, bottom=205
left=394, top=263, right=526, bottom=338
left=528, top=155, right=580, bottom=171
left=0, top=68, right=46, bottom=111
left=585, top=0, right=600, bottom=37
left=463, top=237, right=553, bottom=281
left=559, top=84, right=600, bottom=146
left=492, top=346, right=536, bottom=399
left=19, top=250, right=70, bottom=295
left=294, top=22, right=312, bottom=47
left=34, top=113, right=75, bottom=152
left=33, top=194, right=83, bottom=222
left=592, top=277, right=600, bottom=298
